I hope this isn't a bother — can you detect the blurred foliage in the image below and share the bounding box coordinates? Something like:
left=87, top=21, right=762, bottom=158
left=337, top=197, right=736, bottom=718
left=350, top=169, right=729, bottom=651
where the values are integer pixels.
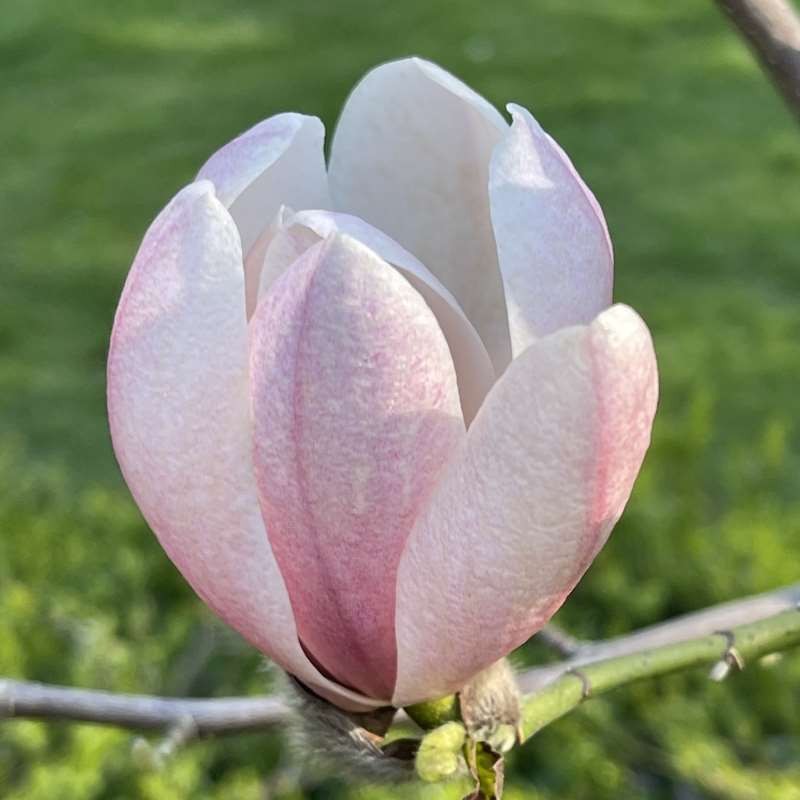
left=1, top=0, right=799, bottom=797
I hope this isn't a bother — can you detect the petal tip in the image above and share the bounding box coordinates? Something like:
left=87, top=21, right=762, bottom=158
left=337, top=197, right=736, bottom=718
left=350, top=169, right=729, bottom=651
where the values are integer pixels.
left=593, top=303, right=654, bottom=346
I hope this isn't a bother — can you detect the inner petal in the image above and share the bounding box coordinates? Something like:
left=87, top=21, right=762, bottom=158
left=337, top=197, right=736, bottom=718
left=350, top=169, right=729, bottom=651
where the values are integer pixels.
left=328, top=58, right=513, bottom=371
left=253, top=208, right=496, bottom=424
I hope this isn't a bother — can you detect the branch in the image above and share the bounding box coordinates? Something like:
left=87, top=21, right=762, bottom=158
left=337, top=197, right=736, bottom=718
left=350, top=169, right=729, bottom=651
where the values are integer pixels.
left=0, top=681, right=287, bottom=735
left=520, top=600, right=800, bottom=739
left=1, top=584, right=798, bottom=737
left=715, top=0, right=800, bottom=117
left=518, top=582, right=800, bottom=693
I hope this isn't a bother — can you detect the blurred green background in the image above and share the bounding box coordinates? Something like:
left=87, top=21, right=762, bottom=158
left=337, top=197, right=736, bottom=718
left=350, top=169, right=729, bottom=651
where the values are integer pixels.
left=2, top=0, right=799, bottom=797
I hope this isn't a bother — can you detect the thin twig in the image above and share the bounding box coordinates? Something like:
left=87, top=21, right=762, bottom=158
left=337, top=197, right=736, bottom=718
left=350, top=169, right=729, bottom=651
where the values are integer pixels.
left=536, top=623, right=585, bottom=657
left=715, top=0, right=800, bottom=117
left=1, top=583, right=798, bottom=736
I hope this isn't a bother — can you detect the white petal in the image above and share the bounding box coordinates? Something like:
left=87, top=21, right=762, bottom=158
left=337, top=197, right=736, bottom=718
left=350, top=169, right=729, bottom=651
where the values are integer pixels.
left=197, top=113, right=330, bottom=253
left=490, top=105, right=614, bottom=355
left=329, top=57, right=512, bottom=370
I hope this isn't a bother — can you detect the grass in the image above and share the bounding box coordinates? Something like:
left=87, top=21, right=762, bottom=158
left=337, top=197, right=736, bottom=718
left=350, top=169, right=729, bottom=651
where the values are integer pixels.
left=1, top=1, right=799, bottom=797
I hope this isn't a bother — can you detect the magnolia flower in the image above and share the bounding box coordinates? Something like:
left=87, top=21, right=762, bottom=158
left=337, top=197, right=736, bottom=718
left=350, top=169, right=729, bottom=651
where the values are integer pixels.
left=108, top=58, right=658, bottom=713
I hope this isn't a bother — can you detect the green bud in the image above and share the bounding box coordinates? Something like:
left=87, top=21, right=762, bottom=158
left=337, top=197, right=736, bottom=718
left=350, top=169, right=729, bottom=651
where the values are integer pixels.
left=415, top=721, right=466, bottom=782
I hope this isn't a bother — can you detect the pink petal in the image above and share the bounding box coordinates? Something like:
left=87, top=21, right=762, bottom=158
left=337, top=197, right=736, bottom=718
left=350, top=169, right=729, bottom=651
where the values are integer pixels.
left=196, top=113, right=330, bottom=306
left=329, top=57, right=512, bottom=370
left=255, top=208, right=495, bottom=424
left=108, top=181, right=383, bottom=711
left=250, top=234, right=465, bottom=699
left=489, top=105, right=614, bottom=356
left=393, top=304, right=658, bottom=706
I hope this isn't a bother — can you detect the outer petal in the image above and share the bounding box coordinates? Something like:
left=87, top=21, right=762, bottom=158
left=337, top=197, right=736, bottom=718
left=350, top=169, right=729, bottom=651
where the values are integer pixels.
left=196, top=113, right=331, bottom=308
left=108, top=181, right=382, bottom=711
left=490, top=105, right=614, bottom=356
left=256, top=208, right=495, bottom=424
left=250, top=234, right=465, bottom=699
left=329, top=57, right=512, bottom=370
left=393, top=304, right=658, bottom=706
